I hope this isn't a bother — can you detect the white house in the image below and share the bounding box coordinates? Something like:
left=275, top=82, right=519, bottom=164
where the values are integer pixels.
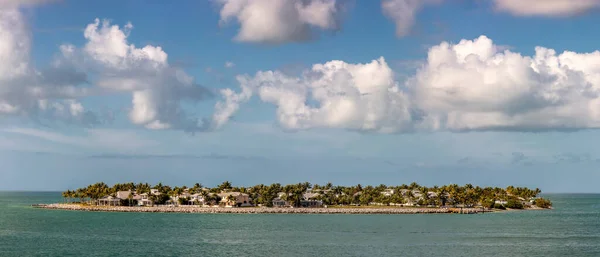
left=218, top=192, right=251, bottom=207
left=137, top=193, right=153, bottom=206
left=187, top=193, right=207, bottom=205
left=381, top=189, right=395, bottom=197
left=98, top=195, right=120, bottom=206
left=495, top=200, right=508, bottom=205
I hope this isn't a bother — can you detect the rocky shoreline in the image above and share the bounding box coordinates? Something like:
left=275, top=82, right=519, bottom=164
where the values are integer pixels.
left=34, top=204, right=489, bottom=214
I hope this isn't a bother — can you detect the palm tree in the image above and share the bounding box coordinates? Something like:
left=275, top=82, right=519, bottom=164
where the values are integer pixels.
left=61, top=191, right=68, bottom=203
left=200, top=191, right=210, bottom=205
left=226, top=195, right=237, bottom=207
left=218, top=181, right=232, bottom=192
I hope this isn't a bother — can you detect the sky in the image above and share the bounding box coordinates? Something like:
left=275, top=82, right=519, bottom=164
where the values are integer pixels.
left=2, top=0, right=600, bottom=192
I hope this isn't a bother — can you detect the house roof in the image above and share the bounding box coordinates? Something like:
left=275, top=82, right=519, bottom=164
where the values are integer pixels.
left=99, top=196, right=119, bottom=201
left=303, top=192, right=320, bottom=199
left=116, top=191, right=132, bottom=200
left=218, top=192, right=248, bottom=197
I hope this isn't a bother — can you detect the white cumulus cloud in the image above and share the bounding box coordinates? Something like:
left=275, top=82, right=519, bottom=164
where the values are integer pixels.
left=0, top=8, right=97, bottom=126
left=411, top=35, right=600, bottom=131
left=214, top=57, right=414, bottom=132
left=61, top=19, right=214, bottom=132
left=216, top=0, right=344, bottom=44
left=493, top=0, right=600, bottom=16
left=217, top=35, right=600, bottom=133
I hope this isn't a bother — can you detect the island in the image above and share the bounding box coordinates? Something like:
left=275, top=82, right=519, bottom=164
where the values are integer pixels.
left=35, top=181, right=553, bottom=214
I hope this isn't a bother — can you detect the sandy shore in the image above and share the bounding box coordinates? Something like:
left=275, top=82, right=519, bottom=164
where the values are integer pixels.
left=34, top=204, right=488, bottom=214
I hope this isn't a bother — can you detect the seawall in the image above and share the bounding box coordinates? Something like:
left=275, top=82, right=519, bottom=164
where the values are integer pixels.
left=34, top=204, right=486, bottom=214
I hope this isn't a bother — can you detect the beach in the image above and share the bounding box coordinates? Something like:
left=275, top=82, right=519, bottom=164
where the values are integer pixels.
left=35, top=203, right=488, bottom=214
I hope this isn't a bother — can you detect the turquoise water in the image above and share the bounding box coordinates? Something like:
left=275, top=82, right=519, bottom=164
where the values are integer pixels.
left=0, top=193, right=599, bottom=257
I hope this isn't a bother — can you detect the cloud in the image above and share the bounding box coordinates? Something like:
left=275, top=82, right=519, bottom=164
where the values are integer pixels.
left=0, top=8, right=99, bottom=126
left=218, top=35, right=600, bottom=133
left=493, top=0, right=600, bottom=17
left=214, top=57, right=414, bottom=132
left=381, top=0, right=442, bottom=37
left=410, top=35, right=600, bottom=132
left=216, top=0, right=345, bottom=44
left=2, top=127, right=158, bottom=152
left=212, top=84, right=253, bottom=129
left=225, top=61, right=235, bottom=68
left=61, top=19, right=214, bottom=132
left=0, top=0, right=58, bottom=8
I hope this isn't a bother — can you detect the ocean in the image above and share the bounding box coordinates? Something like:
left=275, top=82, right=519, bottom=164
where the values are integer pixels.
left=0, top=192, right=599, bottom=257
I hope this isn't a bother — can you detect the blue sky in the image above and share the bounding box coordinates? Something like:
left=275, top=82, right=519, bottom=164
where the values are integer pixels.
left=2, top=0, right=600, bottom=192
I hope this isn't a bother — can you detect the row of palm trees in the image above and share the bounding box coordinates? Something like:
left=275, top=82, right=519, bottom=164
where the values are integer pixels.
left=62, top=181, right=549, bottom=208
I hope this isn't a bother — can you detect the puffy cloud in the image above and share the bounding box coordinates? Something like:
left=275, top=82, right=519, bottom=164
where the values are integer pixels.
left=216, top=0, right=344, bottom=44
left=381, top=0, right=442, bottom=37
left=212, top=84, right=252, bottom=129
left=214, top=57, right=414, bottom=132
left=219, top=35, right=600, bottom=133
left=493, top=0, right=600, bottom=16
left=225, top=61, right=235, bottom=68
left=0, top=8, right=96, bottom=125
left=411, top=35, right=600, bottom=131
left=62, top=19, right=213, bottom=132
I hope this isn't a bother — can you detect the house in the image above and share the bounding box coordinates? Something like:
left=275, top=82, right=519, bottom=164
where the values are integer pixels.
left=272, top=198, right=289, bottom=207
left=300, top=192, right=322, bottom=208
left=98, top=195, right=121, bottom=206
left=187, top=193, right=207, bottom=205
left=427, top=191, right=438, bottom=198
left=495, top=200, right=508, bottom=205
left=271, top=192, right=322, bottom=208
left=150, top=189, right=160, bottom=195
left=299, top=199, right=322, bottom=208
left=218, top=192, right=251, bottom=207
left=381, top=189, right=394, bottom=197
left=412, top=190, right=423, bottom=199
left=116, top=190, right=132, bottom=200
left=272, top=192, right=289, bottom=207
left=137, top=193, right=152, bottom=206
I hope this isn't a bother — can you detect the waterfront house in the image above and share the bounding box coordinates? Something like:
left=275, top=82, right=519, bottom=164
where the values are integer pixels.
left=272, top=192, right=289, bottom=207
left=138, top=193, right=153, bottom=206
left=381, top=189, right=395, bottom=197
left=300, top=199, right=322, bottom=208
left=300, top=192, right=322, bottom=208
left=116, top=190, right=132, bottom=200
left=218, top=192, right=251, bottom=207
left=187, top=193, right=206, bottom=205
left=98, top=195, right=121, bottom=206
left=272, top=198, right=288, bottom=207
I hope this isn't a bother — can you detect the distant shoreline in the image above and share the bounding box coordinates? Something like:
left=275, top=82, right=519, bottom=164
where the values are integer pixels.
left=35, top=204, right=497, bottom=214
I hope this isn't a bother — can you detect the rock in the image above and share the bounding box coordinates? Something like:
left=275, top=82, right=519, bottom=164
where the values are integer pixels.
left=35, top=204, right=485, bottom=214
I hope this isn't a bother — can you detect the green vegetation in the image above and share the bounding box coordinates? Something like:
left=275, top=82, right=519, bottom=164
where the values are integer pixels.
left=534, top=198, right=553, bottom=208
left=61, top=181, right=550, bottom=209
left=505, top=199, right=524, bottom=209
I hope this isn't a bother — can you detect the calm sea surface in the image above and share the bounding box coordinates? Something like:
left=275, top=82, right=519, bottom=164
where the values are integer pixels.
left=0, top=192, right=599, bottom=257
